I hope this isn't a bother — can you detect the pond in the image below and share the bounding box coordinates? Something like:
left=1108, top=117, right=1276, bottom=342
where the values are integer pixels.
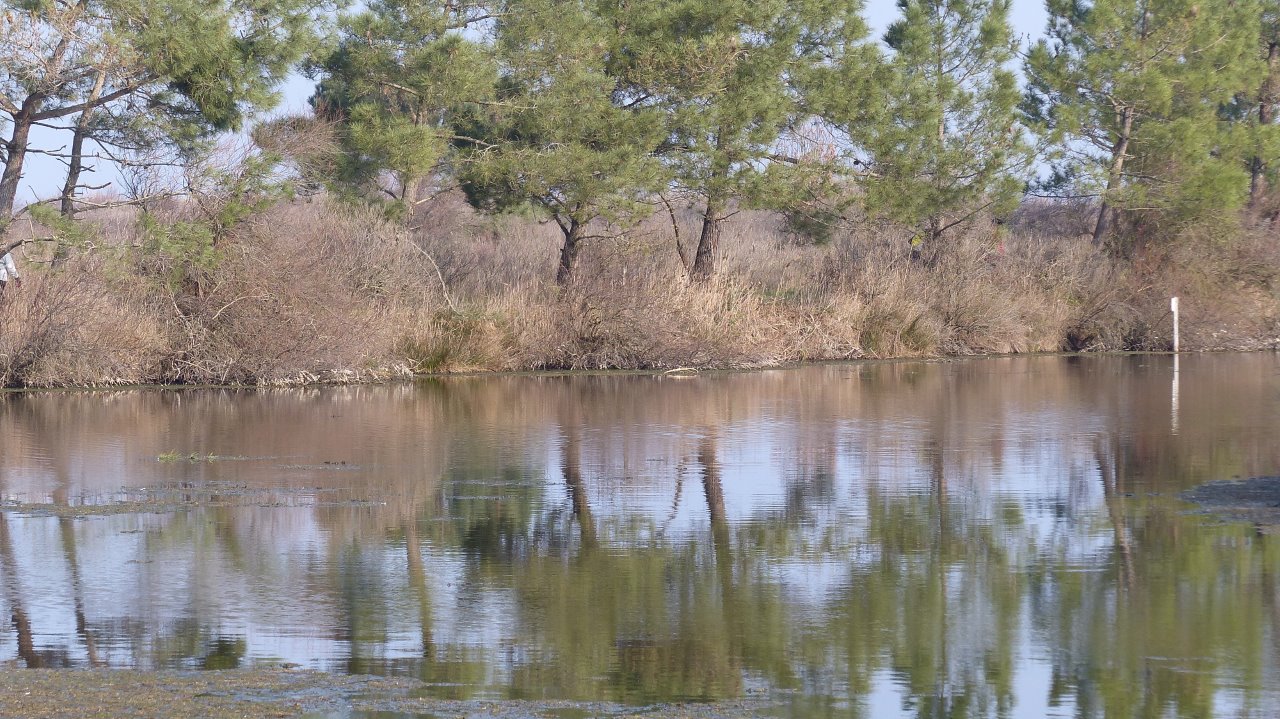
left=2, top=355, right=1280, bottom=718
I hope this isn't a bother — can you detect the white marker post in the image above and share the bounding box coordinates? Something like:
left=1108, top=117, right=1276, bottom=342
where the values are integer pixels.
left=1170, top=297, right=1180, bottom=353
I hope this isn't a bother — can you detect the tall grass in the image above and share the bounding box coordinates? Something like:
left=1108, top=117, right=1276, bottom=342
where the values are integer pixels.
left=1, top=192, right=1276, bottom=388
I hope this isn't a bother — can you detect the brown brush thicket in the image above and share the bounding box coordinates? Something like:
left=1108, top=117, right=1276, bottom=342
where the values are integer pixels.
left=1, top=192, right=1277, bottom=388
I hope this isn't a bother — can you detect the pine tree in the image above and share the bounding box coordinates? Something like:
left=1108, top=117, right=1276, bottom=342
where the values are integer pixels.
left=309, top=0, right=495, bottom=215
left=1242, top=5, right=1280, bottom=213
left=0, top=0, right=326, bottom=248
left=864, top=0, right=1028, bottom=254
left=610, top=0, right=874, bottom=280
left=1024, top=0, right=1263, bottom=246
left=457, top=0, right=666, bottom=285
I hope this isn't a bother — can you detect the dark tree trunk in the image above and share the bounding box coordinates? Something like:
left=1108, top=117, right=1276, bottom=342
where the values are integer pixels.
left=0, top=513, right=42, bottom=667
left=690, top=194, right=725, bottom=281
left=401, top=175, right=421, bottom=206
left=59, top=125, right=89, bottom=218
left=555, top=219, right=583, bottom=286
left=697, top=434, right=743, bottom=691
left=691, top=129, right=731, bottom=282
left=0, top=101, right=38, bottom=238
left=59, top=70, right=107, bottom=224
left=1250, top=41, right=1280, bottom=213
left=404, top=522, right=435, bottom=658
left=1093, top=106, right=1135, bottom=246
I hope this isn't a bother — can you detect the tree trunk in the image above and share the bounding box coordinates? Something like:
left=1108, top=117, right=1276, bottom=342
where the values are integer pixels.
left=700, top=436, right=728, bottom=535
left=1092, top=106, right=1135, bottom=246
left=928, top=15, right=946, bottom=253
left=659, top=193, right=690, bottom=271
left=58, top=125, right=90, bottom=219
left=0, top=102, right=38, bottom=239
left=1, top=18, right=75, bottom=237
left=60, top=70, right=107, bottom=221
left=690, top=194, right=725, bottom=281
left=401, top=175, right=421, bottom=206
left=926, top=215, right=943, bottom=259
left=691, top=129, right=731, bottom=282
left=555, top=219, right=583, bottom=286
left=49, top=71, right=108, bottom=267
left=1250, top=41, right=1280, bottom=212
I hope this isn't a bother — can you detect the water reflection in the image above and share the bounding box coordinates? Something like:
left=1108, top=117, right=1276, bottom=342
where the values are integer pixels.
left=3, top=356, right=1280, bottom=717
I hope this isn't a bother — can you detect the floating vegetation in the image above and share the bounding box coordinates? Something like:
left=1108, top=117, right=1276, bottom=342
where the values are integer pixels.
left=157, top=451, right=219, bottom=463
left=1, top=481, right=359, bottom=518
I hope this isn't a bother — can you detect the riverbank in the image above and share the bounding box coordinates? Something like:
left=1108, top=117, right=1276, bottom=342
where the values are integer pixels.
left=2, top=197, right=1277, bottom=388
left=0, top=668, right=804, bottom=718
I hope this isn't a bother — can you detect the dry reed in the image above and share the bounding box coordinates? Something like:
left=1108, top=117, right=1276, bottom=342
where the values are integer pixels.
left=1, top=191, right=1276, bottom=388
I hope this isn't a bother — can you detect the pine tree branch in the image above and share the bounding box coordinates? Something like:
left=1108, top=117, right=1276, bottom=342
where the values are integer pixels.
left=31, top=80, right=153, bottom=122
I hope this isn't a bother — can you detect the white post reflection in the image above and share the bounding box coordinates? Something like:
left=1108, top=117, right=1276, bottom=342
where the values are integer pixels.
left=1171, top=354, right=1180, bottom=435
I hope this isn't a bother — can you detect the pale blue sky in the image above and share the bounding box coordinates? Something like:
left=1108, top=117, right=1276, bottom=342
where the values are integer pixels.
left=18, top=0, right=1050, bottom=203
left=866, top=0, right=1048, bottom=43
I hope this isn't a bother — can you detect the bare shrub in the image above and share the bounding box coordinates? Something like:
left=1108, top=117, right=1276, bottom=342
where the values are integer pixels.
left=0, top=260, right=167, bottom=387
left=5, top=180, right=1278, bottom=389
left=1009, top=198, right=1097, bottom=238
left=0, top=276, right=84, bottom=387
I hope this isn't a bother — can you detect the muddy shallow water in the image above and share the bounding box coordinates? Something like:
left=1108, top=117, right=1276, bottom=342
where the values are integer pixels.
left=0, top=668, right=789, bottom=718
left=4, top=355, right=1280, bottom=718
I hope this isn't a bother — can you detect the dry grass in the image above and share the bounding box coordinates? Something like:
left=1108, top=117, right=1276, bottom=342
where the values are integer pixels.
left=1, top=191, right=1276, bottom=388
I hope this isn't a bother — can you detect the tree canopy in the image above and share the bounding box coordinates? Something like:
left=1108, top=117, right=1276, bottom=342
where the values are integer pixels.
left=866, top=0, right=1028, bottom=251
left=1024, top=0, right=1264, bottom=245
left=10, top=0, right=1280, bottom=279
left=457, top=0, right=667, bottom=285
left=1, top=0, right=327, bottom=247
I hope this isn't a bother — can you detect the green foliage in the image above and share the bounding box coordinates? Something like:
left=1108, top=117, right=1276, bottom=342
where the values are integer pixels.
left=1220, top=4, right=1280, bottom=210
left=609, top=0, right=878, bottom=277
left=119, top=0, right=325, bottom=132
left=861, top=0, right=1028, bottom=246
left=25, top=203, right=93, bottom=254
left=137, top=150, right=285, bottom=291
left=456, top=0, right=668, bottom=283
left=137, top=212, right=220, bottom=290
left=0, top=0, right=326, bottom=140
left=0, top=0, right=328, bottom=236
left=309, top=0, right=496, bottom=213
left=1024, top=0, right=1265, bottom=237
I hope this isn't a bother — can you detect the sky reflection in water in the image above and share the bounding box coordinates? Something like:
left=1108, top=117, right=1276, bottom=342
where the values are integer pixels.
left=2, top=355, right=1280, bottom=718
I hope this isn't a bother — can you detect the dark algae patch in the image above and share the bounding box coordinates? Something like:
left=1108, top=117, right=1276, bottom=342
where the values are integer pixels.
left=1182, top=476, right=1280, bottom=526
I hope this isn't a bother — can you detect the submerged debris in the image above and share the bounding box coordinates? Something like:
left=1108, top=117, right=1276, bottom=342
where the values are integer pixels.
left=1182, top=476, right=1280, bottom=527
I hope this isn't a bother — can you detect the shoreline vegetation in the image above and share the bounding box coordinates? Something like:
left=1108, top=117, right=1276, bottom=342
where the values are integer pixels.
left=2, top=193, right=1279, bottom=390
left=4, top=0, right=1280, bottom=389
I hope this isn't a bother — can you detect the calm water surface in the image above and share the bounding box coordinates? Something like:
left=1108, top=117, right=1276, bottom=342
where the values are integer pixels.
left=3, top=355, right=1280, bottom=717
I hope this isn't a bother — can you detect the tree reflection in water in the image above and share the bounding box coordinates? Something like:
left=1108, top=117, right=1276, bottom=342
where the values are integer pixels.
left=2, top=356, right=1280, bottom=717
